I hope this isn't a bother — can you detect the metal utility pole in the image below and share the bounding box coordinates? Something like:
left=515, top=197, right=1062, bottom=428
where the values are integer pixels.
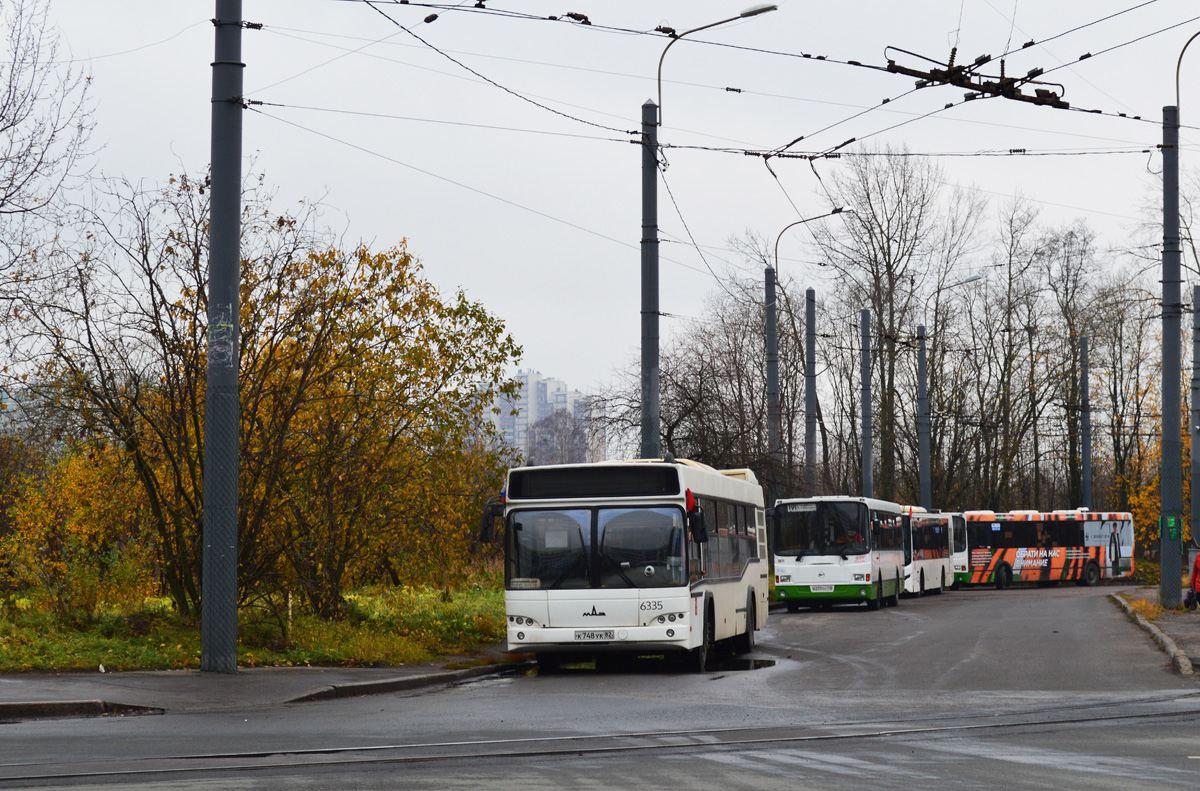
left=861, top=309, right=873, bottom=499
left=805, top=288, right=817, bottom=494
left=1192, top=285, right=1200, bottom=544
left=1161, top=104, right=1183, bottom=607
left=1080, top=335, right=1091, bottom=509
left=917, top=325, right=931, bottom=510
left=765, top=266, right=780, bottom=504
left=640, top=100, right=660, bottom=459
left=203, top=0, right=243, bottom=673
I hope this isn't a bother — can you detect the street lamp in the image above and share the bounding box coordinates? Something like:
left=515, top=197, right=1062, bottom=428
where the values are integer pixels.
left=916, top=274, right=982, bottom=509
left=765, top=207, right=851, bottom=501
left=640, top=3, right=778, bottom=459
left=657, top=3, right=778, bottom=127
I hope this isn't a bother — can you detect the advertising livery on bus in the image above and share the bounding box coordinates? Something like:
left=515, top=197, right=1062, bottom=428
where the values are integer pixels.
left=481, top=459, right=768, bottom=672
left=962, top=509, right=1135, bottom=588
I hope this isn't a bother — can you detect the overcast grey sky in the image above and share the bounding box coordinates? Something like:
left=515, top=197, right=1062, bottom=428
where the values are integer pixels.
left=47, top=0, right=1200, bottom=391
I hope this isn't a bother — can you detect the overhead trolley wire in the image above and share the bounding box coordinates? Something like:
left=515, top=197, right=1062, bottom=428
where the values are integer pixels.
left=362, top=1, right=638, bottom=136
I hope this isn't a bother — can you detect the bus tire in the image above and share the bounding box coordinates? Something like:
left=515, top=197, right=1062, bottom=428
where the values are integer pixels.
left=886, top=570, right=901, bottom=607
left=734, top=597, right=756, bottom=654
left=1081, top=561, right=1101, bottom=587
left=918, top=571, right=926, bottom=596
left=995, top=564, right=1011, bottom=590
left=866, top=582, right=882, bottom=610
left=689, top=603, right=714, bottom=672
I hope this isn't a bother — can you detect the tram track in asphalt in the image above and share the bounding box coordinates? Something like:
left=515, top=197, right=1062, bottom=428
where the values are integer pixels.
left=4, top=693, right=1199, bottom=786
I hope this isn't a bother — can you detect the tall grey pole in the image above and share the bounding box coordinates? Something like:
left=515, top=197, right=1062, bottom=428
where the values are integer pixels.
left=1192, top=285, right=1199, bottom=545
left=861, top=309, right=873, bottom=499
left=1161, top=105, right=1183, bottom=607
left=640, top=100, right=660, bottom=459
left=917, top=325, right=932, bottom=510
left=1081, top=334, right=1091, bottom=509
left=203, top=0, right=243, bottom=673
left=805, top=288, right=817, bottom=494
left=765, top=266, right=780, bottom=503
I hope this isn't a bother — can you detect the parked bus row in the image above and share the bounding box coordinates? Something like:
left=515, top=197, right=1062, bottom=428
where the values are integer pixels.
left=479, top=459, right=1135, bottom=672
left=772, top=496, right=1135, bottom=609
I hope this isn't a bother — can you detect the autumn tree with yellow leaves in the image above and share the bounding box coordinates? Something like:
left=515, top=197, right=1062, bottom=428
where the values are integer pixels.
left=5, top=171, right=519, bottom=619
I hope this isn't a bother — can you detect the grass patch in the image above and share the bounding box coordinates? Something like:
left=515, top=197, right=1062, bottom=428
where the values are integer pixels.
left=1128, top=597, right=1167, bottom=621
left=0, top=578, right=506, bottom=672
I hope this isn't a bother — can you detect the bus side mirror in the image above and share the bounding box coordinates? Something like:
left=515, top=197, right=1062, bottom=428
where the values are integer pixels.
left=479, top=498, right=503, bottom=544
left=688, top=509, right=709, bottom=544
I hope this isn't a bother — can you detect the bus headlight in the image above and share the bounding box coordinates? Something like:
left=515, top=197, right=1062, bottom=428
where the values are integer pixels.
left=853, top=574, right=865, bottom=581
left=516, top=632, right=525, bottom=640
left=666, top=629, right=675, bottom=637
left=776, top=575, right=791, bottom=583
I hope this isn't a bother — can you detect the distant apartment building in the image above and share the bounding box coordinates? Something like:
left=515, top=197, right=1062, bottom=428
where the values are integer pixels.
left=490, top=369, right=604, bottom=461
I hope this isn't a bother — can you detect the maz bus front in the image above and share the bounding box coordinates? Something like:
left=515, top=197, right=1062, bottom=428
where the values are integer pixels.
left=482, top=459, right=768, bottom=672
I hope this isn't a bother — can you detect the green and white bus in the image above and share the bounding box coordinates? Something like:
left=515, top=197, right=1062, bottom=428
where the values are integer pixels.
left=772, top=496, right=906, bottom=611
left=481, top=459, right=769, bottom=672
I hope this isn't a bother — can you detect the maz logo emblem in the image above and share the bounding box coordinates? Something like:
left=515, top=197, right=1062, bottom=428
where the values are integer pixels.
left=582, top=606, right=606, bottom=617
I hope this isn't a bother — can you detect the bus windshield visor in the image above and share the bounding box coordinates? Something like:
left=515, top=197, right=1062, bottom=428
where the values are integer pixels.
left=506, top=507, right=686, bottom=589
left=775, top=501, right=868, bottom=557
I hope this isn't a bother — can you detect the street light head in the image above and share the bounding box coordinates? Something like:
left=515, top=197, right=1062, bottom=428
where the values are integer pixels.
left=739, top=3, right=778, bottom=18
left=832, top=206, right=853, bottom=214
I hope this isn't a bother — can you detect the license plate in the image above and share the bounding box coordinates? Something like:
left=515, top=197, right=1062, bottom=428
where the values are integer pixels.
left=574, top=630, right=615, bottom=641
left=809, top=585, right=834, bottom=593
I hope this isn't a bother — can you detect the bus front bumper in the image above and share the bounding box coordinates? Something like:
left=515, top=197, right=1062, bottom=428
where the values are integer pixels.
left=507, top=625, right=692, bottom=655
left=776, top=583, right=874, bottom=603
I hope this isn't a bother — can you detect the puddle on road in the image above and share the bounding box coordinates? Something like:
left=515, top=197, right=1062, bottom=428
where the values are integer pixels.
left=536, top=655, right=776, bottom=675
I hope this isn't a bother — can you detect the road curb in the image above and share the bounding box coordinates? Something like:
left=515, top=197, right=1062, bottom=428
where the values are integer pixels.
left=0, top=700, right=163, bottom=721
left=1110, top=592, right=1194, bottom=676
left=286, top=660, right=535, bottom=703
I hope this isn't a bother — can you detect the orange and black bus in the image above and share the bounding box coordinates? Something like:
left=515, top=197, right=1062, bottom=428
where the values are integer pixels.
left=963, top=509, right=1134, bottom=589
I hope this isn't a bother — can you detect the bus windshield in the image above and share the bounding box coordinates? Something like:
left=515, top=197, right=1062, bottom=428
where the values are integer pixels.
left=775, top=501, right=869, bottom=557
left=507, top=507, right=686, bottom=590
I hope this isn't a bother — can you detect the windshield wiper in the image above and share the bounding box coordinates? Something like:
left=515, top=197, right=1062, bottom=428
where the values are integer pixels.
left=547, top=552, right=588, bottom=589
left=599, top=553, right=636, bottom=587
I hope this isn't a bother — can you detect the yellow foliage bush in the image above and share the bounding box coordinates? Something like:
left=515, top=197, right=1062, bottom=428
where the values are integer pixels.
left=1, top=444, right=157, bottom=620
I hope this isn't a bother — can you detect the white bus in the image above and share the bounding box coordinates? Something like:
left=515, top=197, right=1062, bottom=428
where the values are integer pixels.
left=481, top=459, right=769, bottom=672
left=902, top=509, right=953, bottom=595
left=772, top=496, right=906, bottom=611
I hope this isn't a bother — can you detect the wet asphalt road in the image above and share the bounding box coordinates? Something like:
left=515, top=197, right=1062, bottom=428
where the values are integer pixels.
left=4, top=585, right=1198, bottom=790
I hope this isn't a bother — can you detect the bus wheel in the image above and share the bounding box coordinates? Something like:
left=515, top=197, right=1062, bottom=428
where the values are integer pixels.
left=995, top=564, right=1011, bottom=590
left=1081, top=561, right=1101, bottom=587
left=866, top=583, right=882, bottom=610
left=734, top=598, right=756, bottom=654
left=689, top=607, right=714, bottom=672
left=886, top=571, right=901, bottom=607
left=536, top=653, right=561, bottom=675
left=918, top=571, right=926, bottom=596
